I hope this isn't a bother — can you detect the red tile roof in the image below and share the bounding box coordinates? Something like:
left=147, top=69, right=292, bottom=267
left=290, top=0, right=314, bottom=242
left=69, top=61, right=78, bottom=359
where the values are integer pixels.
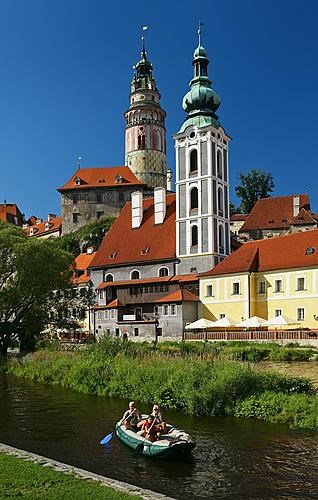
left=240, top=194, right=311, bottom=232
left=230, top=214, right=248, bottom=221
left=97, top=276, right=171, bottom=290
left=156, top=289, right=199, bottom=302
left=105, top=299, right=123, bottom=308
left=58, top=166, right=145, bottom=192
left=0, top=203, right=24, bottom=226
left=90, top=193, right=176, bottom=268
left=170, top=274, right=199, bottom=283
left=73, top=251, right=97, bottom=284
left=25, top=217, right=63, bottom=238
left=292, top=207, right=316, bottom=226
left=201, top=229, right=318, bottom=276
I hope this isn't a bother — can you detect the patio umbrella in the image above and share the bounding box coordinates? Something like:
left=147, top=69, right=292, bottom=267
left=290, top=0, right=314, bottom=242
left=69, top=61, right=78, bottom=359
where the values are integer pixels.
left=185, top=318, right=215, bottom=330
left=237, top=316, right=267, bottom=328
left=210, top=316, right=238, bottom=328
left=263, top=314, right=300, bottom=327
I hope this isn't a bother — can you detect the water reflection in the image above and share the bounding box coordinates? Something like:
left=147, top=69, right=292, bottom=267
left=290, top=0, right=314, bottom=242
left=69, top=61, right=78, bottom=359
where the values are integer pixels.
left=0, top=374, right=318, bottom=499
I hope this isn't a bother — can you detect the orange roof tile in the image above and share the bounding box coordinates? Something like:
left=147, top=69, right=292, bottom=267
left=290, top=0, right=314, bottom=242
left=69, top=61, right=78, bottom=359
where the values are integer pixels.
left=105, top=299, right=123, bottom=308
left=90, top=193, right=176, bottom=268
left=292, top=207, right=316, bottom=226
left=73, top=251, right=97, bottom=284
left=0, top=203, right=24, bottom=226
left=240, top=194, right=311, bottom=232
left=170, top=274, right=199, bottom=283
left=202, top=229, right=318, bottom=276
left=156, top=289, right=199, bottom=302
left=97, top=276, right=171, bottom=290
left=58, top=166, right=145, bottom=192
left=25, top=217, right=63, bottom=238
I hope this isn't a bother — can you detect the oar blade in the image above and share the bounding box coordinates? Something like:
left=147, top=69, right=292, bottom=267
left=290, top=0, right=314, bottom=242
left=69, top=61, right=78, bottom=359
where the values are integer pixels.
left=133, top=443, right=144, bottom=458
left=100, top=432, right=113, bottom=445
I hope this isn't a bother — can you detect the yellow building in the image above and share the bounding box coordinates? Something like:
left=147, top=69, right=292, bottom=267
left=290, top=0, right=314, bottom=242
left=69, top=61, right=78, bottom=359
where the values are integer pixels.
left=200, top=229, right=318, bottom=329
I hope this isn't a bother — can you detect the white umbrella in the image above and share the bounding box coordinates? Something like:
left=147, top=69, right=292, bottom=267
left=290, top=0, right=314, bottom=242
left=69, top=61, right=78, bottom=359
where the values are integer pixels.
left=210, top=316, right=238, bottom=328
left=185, top=318, right=215, bottom=330
left=237, top=316, right=267, bottom=328
left=263, top=314, right=300, bottom=327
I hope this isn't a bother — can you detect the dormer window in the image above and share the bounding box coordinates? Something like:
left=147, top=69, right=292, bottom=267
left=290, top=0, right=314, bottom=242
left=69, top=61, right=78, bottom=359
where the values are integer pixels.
left=109, top=251, right=117, bottom=259
left=30, top=228, right=34, bottom=236
left=115, top=175, right=123, bottom=184
left=45, top=222, right=50, bottom=231
left=141, top=246, right=150, bottom=255
left=74, top=176, right=81, bottom=186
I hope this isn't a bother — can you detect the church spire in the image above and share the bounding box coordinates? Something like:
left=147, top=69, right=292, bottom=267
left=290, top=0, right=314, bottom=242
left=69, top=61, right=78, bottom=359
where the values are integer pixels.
left=179, top=27, right=221, bottom=133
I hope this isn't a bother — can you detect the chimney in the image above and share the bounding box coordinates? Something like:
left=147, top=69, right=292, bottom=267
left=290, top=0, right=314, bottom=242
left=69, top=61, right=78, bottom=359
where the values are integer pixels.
left=47, top=213, right=56, bottom=222
left=87, top=246, right=94, bottom=254
left=154, top=187, right=166, bottom=225
left=293, top=195, right=300, bottom=217
left=131, top=191, right=143, bottom=228
left=167, top=169, right=173, bottom=191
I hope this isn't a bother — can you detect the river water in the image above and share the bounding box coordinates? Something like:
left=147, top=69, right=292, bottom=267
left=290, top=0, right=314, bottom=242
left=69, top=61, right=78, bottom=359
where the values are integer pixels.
left=1, top=373, right=318, bottom=499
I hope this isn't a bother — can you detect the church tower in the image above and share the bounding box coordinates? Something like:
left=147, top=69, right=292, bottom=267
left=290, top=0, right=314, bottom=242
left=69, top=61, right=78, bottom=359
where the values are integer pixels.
left=174, top=29, right=231, bottom=275
left=125, top=36, right=167, bottom=189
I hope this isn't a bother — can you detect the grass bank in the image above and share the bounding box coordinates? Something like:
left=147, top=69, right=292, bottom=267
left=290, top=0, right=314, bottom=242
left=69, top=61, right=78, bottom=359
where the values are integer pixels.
left=4, top=337, right=318, bottom=430
left=0, top=451, right=140, bottom=500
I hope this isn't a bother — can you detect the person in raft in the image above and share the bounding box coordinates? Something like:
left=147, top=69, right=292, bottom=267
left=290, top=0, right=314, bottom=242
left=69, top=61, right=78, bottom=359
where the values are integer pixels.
left=151, top=404, right=166, bottom=433
left=141, top=415, right=159, bottom=442
left=120, top=401, right=142, bottom=432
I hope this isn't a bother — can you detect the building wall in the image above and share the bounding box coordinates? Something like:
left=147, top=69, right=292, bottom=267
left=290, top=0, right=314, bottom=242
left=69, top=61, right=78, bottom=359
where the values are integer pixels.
left=200, top=267, right=318, bottom=329
left=61, top=186, right=141, bottom=234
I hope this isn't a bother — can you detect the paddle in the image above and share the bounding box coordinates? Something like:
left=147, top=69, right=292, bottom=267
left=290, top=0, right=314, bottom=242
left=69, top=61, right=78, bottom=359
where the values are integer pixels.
left=100, top=410, right=134, bottom=445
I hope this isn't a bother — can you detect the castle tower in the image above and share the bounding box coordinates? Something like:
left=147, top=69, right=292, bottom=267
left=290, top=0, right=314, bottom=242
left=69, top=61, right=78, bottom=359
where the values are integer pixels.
left=125, top=35, right=167, bottom=189
left=174, top=28, right=231, bottom=275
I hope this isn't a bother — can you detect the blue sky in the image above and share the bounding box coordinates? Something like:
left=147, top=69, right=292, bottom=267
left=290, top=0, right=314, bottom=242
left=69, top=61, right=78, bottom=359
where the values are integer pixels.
left=1, top=0, right=318, bottom=217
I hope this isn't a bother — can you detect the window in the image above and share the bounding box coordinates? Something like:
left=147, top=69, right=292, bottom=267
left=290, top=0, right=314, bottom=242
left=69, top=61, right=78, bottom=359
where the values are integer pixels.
left=297, top=308, right=305, bottom=321
left=158, top=267, right=169, bottom=277
left=96, top=193, right=103, bottom=203
left=206, top=285, right=213, bottom=297
left=217, top=188, right=224, bottom=216
left=134, top=328, right=139, bottom=337
left=118, top=192, right=124, bottom=202
left=73, top=213, right=80, bottom=224
left=297, top=277, right=305, bottom=291
left=191, top=225, right=198, bottom=247
left=104, top=310, right=109, bottom=320
left=135, top=307, right=142, bottom=320
left=97, top=311, right=101, bottom=320
left=275, top=279, right=283, bottom=292
left=154, top=285, right=159, bottom=293
left=275, top=309, right=282, bottom=317
left=130, top=270, right=140, bottom=280
left=217, top=150, right=222, bottom=178
left=259, top=281, right=266, bottom=294
left=163, top=305, right=169, bottom=316
left=220, top=313, right=226, bottom=319
left=187, top=285, right=193, bottom=290
left=99, top=290, right=104, bottom=300
left=144, top=286, right=148, bottom=293
left=110, top=309, right=115, bottom=319
left=96, top=210, right=104, bottom=219
left=105, top=273, right=114, bottom=282
left=170, top=304, right=176, bottom=316
left=189, top=149, right=198, bottom=173
left=115, top=328, right=120, bottom=337
left=190, top=187, right=198, bottom=210
left=160, top=285, right=164, bottom=292
left=232, top=282, right=240, bottom=295
left=153, top=305, right=159, bottom=316
left=218, top=225, right=224, bottom=254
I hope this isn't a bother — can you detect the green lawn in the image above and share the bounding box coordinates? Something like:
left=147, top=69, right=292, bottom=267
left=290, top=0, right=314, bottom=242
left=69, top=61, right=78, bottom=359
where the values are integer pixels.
left=0, top=452, right=141, bottom=500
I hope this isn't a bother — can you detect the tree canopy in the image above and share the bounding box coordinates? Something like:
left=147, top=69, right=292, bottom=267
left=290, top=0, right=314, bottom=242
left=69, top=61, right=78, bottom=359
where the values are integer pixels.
left=235, top=169, right=275, bottom=214
left=0, top=222, right=85, bottom=356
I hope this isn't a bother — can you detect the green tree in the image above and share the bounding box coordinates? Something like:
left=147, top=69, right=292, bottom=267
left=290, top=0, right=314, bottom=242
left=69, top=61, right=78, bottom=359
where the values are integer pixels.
left=0, top=222, right=75, bottom=356
left=229, top=201, right=243, bottom=216
left=235, top=169, right=275, bottom=213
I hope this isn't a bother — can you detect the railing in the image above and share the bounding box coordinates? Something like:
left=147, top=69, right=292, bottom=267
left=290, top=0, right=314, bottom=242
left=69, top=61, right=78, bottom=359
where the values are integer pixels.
left=184, top=330, right=318, bottom=341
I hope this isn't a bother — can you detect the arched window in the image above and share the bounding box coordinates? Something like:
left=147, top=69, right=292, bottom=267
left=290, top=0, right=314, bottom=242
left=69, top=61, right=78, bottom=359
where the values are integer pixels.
left=218, top=225, right=224, bottom=254
left=158, top=266, right=169, bottom=277
left=191, top=225, right=198, bottom=247
left=190, top=187, right=198, bottom=210
left=218, top=187, right=224, bottom=216
left=105, top=273, right=114, bottom=282
left=130, top=270, right=140, bottom=280
left=217, top=150, right=222, bottom=178
left=190, top=149, right=198, bottom=173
